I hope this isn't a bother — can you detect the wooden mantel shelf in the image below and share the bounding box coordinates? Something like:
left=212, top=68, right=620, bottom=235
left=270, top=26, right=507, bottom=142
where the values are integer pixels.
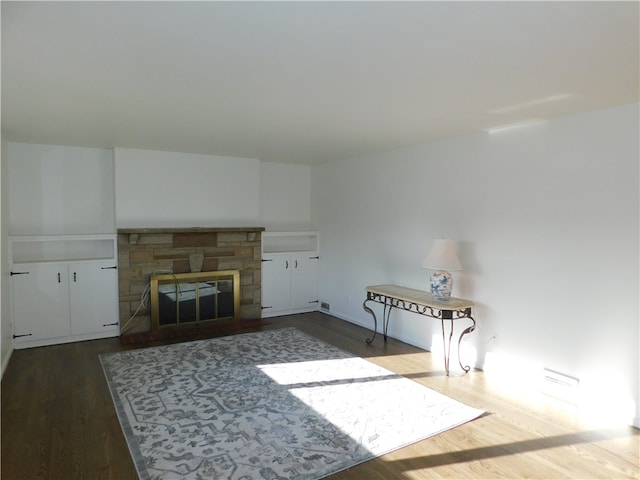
left=117, top=227, right=265, bottom=234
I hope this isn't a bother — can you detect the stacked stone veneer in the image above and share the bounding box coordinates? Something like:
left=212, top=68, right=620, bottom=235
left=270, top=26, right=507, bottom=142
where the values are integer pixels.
left=117, top=227, right=264, bottom=334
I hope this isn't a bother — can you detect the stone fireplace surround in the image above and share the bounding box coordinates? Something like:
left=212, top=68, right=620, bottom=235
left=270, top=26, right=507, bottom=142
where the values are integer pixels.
left=117, top=227, right=264, bottom=334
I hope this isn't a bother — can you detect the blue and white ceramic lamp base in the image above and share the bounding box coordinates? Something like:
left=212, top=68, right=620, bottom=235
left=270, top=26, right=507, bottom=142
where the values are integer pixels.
left=430, top=270, right=453, bottom=301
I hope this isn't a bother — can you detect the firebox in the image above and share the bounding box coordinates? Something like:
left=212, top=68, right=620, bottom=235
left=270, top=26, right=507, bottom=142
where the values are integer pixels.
left=150, top=270, right=240, bottom=330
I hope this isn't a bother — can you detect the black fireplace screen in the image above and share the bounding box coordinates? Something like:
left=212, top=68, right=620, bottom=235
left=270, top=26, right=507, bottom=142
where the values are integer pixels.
left=150, top=270, right=240, bottom=329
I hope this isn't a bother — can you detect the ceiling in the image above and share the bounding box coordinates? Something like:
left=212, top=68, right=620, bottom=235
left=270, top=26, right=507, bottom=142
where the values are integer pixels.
left=2, top=1, right=638, bottom=165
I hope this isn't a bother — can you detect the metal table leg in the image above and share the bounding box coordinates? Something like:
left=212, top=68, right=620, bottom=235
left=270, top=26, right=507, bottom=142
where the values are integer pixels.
left=363, top=297, right=393, bottom=344
left=363, top=298, right=378, bottom=344
left=441, top=314, right=477, bottom=376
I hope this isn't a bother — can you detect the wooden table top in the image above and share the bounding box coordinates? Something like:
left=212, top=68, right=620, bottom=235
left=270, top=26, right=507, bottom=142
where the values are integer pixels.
left=366, top=284, right=474, bottom=310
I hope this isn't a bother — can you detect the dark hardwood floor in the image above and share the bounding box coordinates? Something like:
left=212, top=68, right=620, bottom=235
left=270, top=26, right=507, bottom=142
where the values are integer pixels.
left=2, top=312, right=638, bottom=479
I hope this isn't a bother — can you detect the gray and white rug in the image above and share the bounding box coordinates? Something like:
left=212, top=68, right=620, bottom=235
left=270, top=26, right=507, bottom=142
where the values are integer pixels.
left=100, top=327, right=483, bottom=480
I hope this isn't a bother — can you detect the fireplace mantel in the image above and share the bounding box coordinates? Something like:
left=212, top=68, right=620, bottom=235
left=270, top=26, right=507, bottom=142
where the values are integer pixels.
left=117, top=227, right=264, bottom=335
left=118, top=227, right=264, bottom=234
left=118, top=227, right=264, bottom=244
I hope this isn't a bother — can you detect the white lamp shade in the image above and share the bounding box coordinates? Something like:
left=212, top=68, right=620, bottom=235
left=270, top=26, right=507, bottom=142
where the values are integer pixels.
left=421, top=238, right=462, bottom=271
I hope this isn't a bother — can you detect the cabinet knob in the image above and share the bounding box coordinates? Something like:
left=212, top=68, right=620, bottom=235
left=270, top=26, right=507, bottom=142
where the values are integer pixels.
left=57, top=273, right=61, bottom=283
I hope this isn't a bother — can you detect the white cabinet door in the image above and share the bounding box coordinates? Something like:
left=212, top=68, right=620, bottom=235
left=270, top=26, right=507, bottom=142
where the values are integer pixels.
left=261, top=255, right=291, bottom=315
left=69, top=261, right=119, bottom=336
left=11, top=263, right=69, bottom=344
left=290, top=254, right=319, bottom=310
left=262, top=253, right=319, bottom=317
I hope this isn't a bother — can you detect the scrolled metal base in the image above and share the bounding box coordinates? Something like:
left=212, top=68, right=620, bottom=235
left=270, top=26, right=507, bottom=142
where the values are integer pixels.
left=363, top=290, right=476, bottom=376
left=363, top=299, right=377, bottom=344
left=441, top=317, right=477, bottom=374
left=363, top=298, right=393, bottom=345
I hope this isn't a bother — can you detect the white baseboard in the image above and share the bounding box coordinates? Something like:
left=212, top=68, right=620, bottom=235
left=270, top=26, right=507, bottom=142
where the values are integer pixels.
left=327, top=309, right=369, bottom=330
left=1, top=344, right=14, bottom=380
left=327, top=308, right=432, bottom=352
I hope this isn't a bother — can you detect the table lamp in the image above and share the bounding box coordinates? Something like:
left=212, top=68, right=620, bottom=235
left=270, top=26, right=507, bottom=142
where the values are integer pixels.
left=421, top=238, right=462, bottom=301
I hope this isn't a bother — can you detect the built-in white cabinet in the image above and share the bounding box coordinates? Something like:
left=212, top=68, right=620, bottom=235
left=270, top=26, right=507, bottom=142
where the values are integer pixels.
left=68, top=261, right=119, bottom=336
left=11, top=263, right=70, bottom=343
left=9, top=236, right=119, bottom=349
left=261, top=232, right=319, bottom=318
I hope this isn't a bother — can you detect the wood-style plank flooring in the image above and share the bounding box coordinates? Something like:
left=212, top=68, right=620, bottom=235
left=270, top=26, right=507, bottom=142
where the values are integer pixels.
left=2, top=312, right=638, bottom=479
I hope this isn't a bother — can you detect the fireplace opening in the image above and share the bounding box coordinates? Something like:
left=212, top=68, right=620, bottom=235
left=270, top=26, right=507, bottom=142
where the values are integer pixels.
left=150, top=270, right=240, bottom=330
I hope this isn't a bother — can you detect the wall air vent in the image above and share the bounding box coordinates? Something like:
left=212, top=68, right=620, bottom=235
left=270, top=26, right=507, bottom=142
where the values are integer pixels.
left=541, top=368, right=579, bottom=404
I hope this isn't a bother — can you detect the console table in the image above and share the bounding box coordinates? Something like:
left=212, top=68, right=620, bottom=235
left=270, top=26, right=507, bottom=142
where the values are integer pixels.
left=363, top=284, right=476, bottom=376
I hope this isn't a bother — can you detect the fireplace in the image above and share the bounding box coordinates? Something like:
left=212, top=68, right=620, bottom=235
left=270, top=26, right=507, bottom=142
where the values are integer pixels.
left=150, top=270, right=240, bottom=329
left=117, top=227, right=263, bottom=335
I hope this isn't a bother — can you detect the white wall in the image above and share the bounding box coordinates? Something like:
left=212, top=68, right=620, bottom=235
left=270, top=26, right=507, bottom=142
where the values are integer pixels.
left=6, top=145, right=308, bottom=232
left=114, top=148, right=260, bottom=228
left=114, top=149, right=312, bottom=231
left=1, top=137, right=13, bottom=377
left=311, top=103, right=639, bottom=427
left=259, top=161, right=312, bottom=231
left=7, top=143, right=115, bottom=235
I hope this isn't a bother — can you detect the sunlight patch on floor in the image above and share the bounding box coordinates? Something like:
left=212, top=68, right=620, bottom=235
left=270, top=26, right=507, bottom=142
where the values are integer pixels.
left=364, top=352, right=431, bottom=376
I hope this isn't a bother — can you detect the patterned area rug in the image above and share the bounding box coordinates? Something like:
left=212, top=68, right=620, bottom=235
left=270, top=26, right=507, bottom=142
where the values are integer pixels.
left=100, top=328, right=483, bottom=480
